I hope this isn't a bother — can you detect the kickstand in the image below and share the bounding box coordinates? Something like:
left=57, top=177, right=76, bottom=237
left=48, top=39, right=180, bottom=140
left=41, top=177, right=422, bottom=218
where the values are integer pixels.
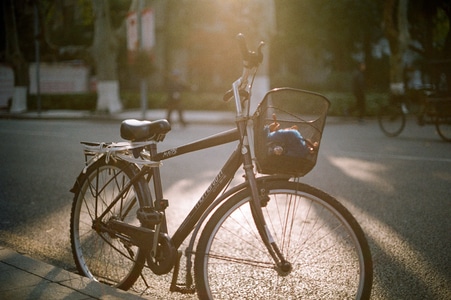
left=170, top=250, right=196, bottom=294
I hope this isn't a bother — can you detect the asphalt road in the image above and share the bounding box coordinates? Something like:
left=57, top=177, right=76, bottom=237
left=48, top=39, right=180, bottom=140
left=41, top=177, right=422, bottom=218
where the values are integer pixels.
left=0, top=117, right=450, bottom=299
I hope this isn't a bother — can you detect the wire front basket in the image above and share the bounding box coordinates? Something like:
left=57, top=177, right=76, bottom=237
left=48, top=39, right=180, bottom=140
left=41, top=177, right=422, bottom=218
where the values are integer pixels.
left=253, top=88, right=330, bottom=176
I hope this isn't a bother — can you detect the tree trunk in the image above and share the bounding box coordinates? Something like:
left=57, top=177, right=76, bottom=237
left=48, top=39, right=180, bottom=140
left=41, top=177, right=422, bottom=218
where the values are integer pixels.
left=92, top=0, right=122, bottom=113
left=3, top=0, right=29, bottom=112
left=245, top=0, right=276, bottom=114
left=383, top=0, right=410, bottom=95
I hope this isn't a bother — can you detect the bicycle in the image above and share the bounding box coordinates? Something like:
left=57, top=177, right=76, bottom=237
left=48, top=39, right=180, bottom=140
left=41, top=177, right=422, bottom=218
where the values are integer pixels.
left=378, top=70, right=451, bottom=142
left=70, top=34, right=373, bottom=299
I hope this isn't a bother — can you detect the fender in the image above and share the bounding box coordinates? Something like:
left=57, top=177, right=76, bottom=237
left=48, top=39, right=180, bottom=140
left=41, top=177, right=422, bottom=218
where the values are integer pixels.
left=70, top=169, right=86, bottom=194
left=69, top=158, right=142, bottom=195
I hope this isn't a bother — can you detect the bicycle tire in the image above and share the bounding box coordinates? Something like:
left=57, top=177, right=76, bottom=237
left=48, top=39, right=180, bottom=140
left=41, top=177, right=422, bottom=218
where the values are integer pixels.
left=378, top=104, right=406, bottom=137
left=194, top=180, right=372, bottom=300
left=435, top=116, right=451, bottom=142
left=70, top=158, right=150, bottom=290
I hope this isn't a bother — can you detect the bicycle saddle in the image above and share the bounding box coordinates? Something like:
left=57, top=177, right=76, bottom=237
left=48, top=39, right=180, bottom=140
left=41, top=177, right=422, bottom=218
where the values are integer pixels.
left=121, top=119, right=171, bottom=142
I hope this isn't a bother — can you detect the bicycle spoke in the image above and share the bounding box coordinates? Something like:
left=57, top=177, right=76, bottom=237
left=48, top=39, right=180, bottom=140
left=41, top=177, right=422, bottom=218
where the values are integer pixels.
left=203, top=252, right=274, bottom=269
left=195, top=181, right=372, bottom=299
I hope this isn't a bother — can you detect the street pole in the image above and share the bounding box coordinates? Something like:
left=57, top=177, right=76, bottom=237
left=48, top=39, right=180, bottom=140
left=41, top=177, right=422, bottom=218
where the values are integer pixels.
left=138, top=0, right=147, bottom=119
left=33, top=1, right=41, bottom=116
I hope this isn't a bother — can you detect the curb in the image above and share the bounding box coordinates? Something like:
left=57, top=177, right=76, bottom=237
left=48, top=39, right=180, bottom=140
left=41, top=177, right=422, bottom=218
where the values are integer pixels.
left=0, top=246, right=145, bottom=299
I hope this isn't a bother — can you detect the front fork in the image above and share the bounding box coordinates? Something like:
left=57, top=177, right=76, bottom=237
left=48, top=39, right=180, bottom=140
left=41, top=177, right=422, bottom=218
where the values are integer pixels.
left=238, top=122, right=291, bottom=272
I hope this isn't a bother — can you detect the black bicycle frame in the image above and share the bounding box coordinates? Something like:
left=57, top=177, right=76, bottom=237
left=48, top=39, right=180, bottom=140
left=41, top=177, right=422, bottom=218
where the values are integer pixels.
left=148, top=127, right=242, bottom=249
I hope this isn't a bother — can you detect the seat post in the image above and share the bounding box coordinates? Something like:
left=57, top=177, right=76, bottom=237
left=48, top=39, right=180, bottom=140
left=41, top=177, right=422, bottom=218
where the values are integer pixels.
left=148, top=143, right=169, bottom=235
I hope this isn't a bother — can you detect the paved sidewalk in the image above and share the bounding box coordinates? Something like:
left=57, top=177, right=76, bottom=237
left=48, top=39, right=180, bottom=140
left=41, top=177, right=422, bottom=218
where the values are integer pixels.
left=0, top=109, right=236, bottom=125
left=0, top=247, right=145, bottom=299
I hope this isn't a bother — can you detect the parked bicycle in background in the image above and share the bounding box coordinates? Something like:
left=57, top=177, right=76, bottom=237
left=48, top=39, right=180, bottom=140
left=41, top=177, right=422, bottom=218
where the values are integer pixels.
left=378, top=60, right=451, bottom=142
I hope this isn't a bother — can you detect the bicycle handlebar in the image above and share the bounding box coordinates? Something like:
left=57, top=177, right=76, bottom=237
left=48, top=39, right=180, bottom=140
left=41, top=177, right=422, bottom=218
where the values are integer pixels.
left=236, top=33, right=264, bottom=68
left=222, top=34, right=264, bottom=103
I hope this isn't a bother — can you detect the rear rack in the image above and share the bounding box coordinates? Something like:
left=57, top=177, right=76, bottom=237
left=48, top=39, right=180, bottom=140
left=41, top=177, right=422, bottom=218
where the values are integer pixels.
left=81, top=141, right=161, bottom=172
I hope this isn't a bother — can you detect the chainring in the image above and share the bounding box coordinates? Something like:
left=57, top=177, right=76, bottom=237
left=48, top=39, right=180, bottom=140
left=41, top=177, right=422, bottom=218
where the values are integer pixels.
left=146, top=233, right=177, bottom=275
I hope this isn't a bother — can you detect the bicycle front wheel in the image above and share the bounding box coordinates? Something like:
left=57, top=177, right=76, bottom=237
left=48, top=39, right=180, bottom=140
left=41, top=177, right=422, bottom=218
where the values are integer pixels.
left=378, top=104, right=405, bottom=137
left=435, top=116, right=451, bottom=142
left=70, top=158, right=150, bottom=290
left=194, top=181, right=372, bottom=300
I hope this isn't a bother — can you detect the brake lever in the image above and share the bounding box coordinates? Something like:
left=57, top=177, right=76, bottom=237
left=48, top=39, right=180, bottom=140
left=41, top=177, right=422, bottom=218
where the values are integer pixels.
left=223, top=88, right=250, bottom=102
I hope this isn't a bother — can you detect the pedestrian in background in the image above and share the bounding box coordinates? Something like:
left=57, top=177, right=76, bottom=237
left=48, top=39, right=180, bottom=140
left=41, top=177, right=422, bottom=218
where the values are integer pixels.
left=166, top=70, right=187, bottom=126
left=351, top=62, right=366, bottom=122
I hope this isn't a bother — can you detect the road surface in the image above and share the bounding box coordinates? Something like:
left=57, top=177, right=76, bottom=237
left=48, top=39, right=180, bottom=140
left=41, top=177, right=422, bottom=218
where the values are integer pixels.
left=0, top=117, right=450, bottom=299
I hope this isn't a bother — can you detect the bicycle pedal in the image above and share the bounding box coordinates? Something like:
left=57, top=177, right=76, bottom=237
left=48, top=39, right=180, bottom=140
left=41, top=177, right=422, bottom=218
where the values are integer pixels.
left=137, top=206, right=163, bottom=226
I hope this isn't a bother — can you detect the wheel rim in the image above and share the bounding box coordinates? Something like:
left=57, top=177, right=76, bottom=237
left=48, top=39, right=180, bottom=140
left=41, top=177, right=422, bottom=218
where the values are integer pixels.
left=378, top=105, right=405, bottom=137
left=71, top=164, right=145, bottom=288
left=197, top=186, right=370, bottom=299
left=436, top=117, right=451, bottom=142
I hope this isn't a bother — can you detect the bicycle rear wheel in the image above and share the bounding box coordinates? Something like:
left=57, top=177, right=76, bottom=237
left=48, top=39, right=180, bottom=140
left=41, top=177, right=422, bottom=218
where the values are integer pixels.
left=194, top=181, right=372, bottom=299
left=70, top=158, right=150, bottom=290
left=378, top=104, right=405, bottom=137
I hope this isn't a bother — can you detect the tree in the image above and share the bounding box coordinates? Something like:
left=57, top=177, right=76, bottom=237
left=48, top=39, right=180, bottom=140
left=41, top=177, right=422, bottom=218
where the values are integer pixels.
left=3, top=0, right=31, bottom=112
left=45, top=0, right=130, bottom=112
left=408, top=0, right=451, bottom=60
left=408, top=0, right=451, bottom=90
left=92, top=0, right=123, bottom=113
left=383, top=0, right=410, bottom=95
left=1, top=0, right=130, bottom=113
left=383, top=0, right=450, bottom=94
left=272, top=0, right=383, bottom=90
